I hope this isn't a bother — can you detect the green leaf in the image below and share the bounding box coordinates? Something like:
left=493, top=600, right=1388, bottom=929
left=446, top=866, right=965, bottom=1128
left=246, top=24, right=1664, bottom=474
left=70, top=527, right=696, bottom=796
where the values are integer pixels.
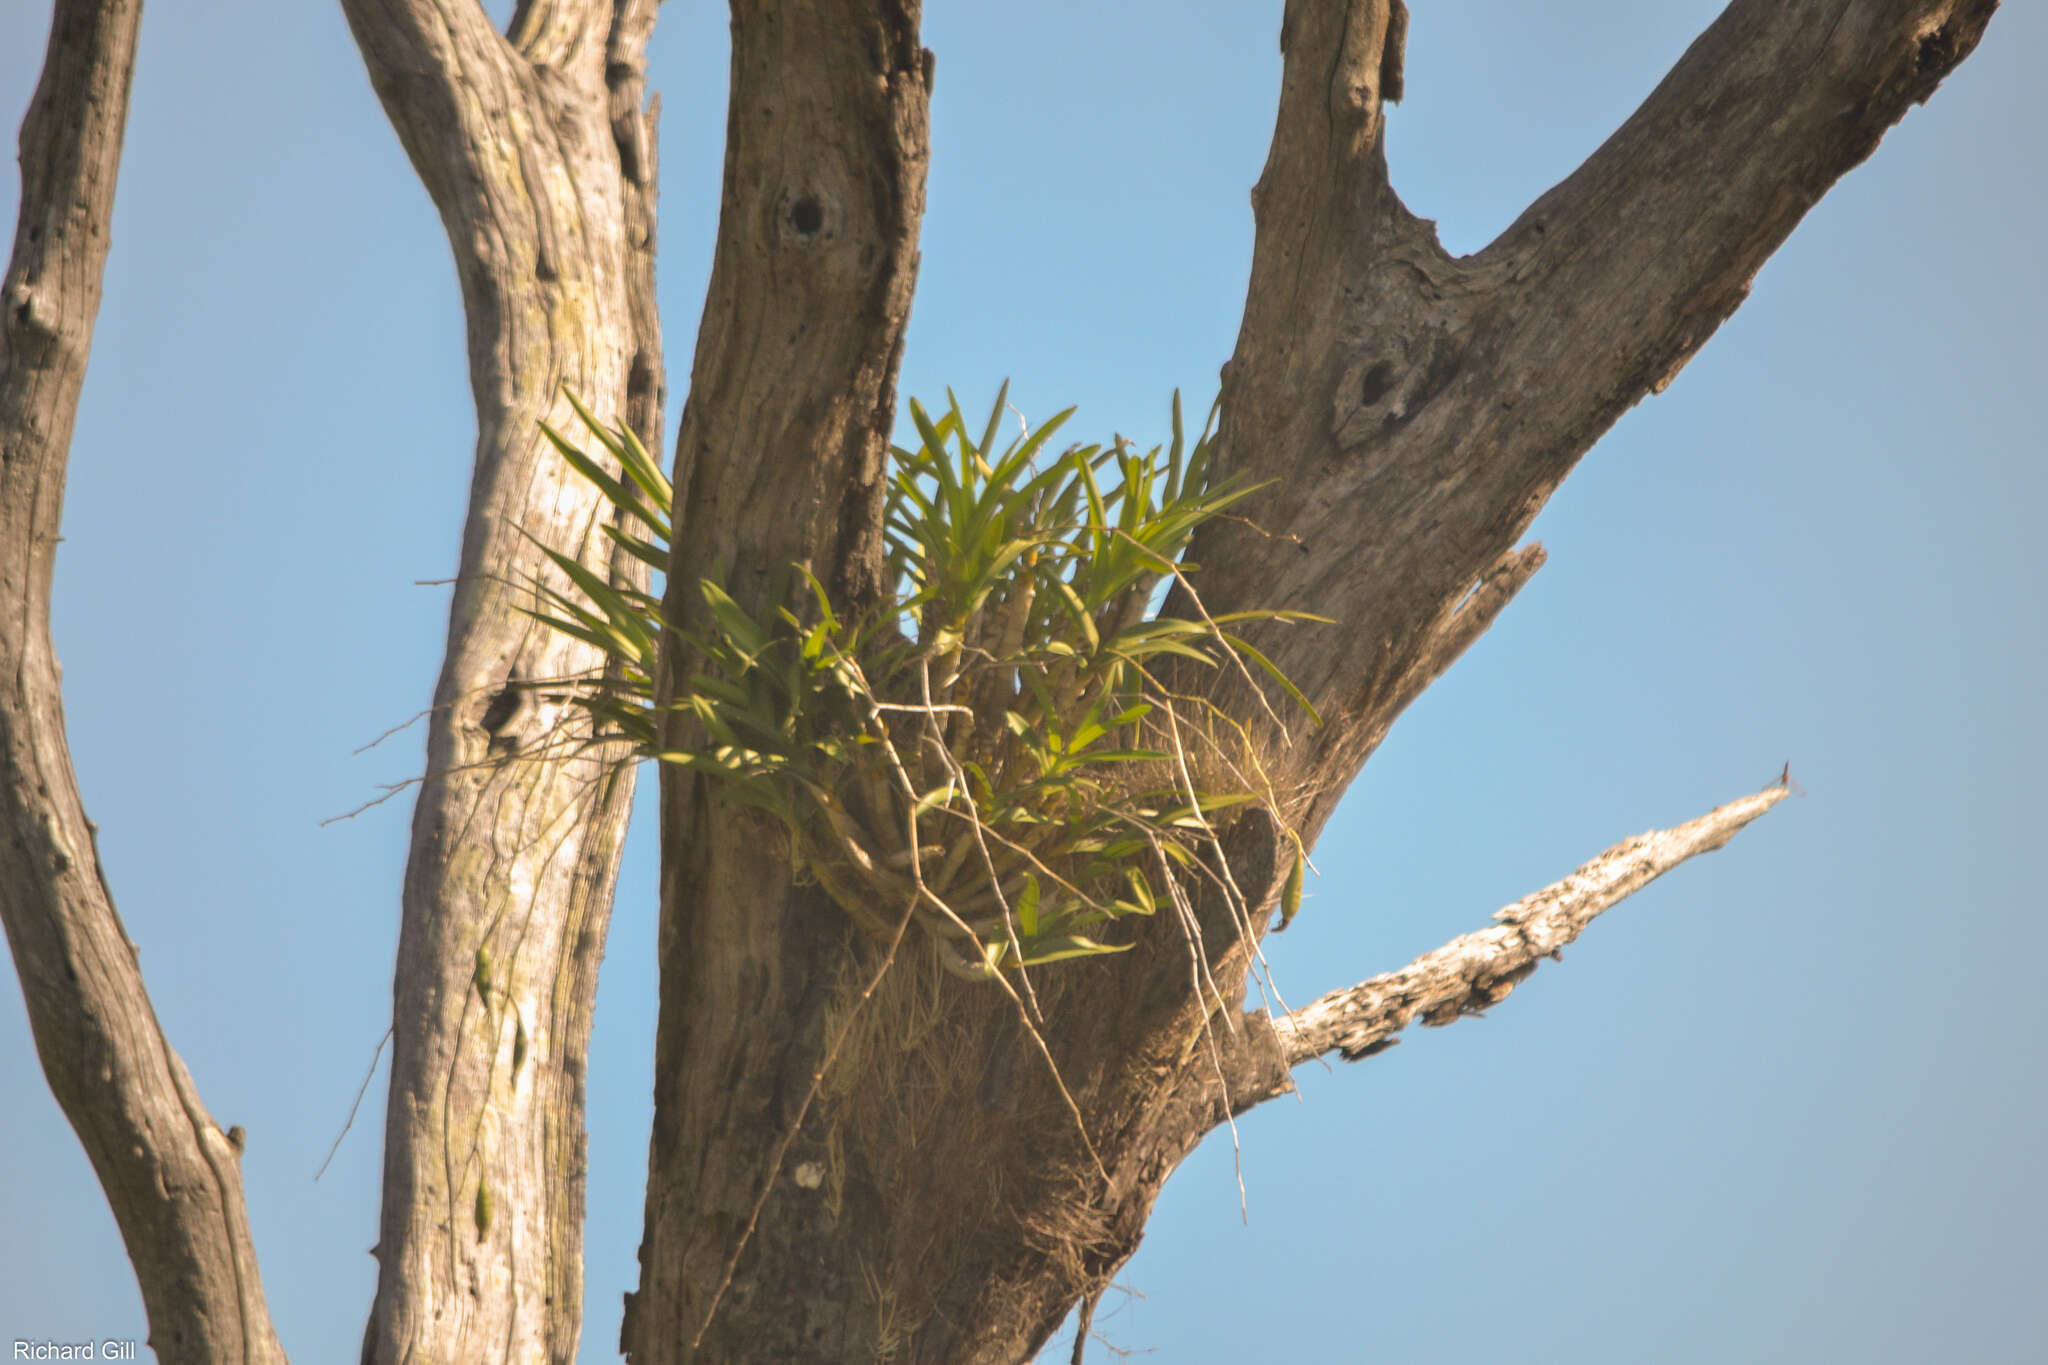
left=977, top=379, right=1012, bottom=467
left=1218, top=631, right=1324, bottom=726
left=1279, top=843, right=1306, bottom=931
left=1016, top=875, right=1041, bottom=937
left=540, top=421, right=668, bottom=537
left=1013, top=935, right=1132, bottom=966
left=698, top=579, right=769, bottom=659
left=1049, top=578, right=1099, bottom=652
left=601, top=523, right=670, bottom=573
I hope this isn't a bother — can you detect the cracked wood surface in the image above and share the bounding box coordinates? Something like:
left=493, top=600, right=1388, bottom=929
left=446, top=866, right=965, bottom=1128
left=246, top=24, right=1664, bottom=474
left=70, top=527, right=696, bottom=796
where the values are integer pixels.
left=0, top=3, right=287, bottom=1361
left=2, top=2, right=2000, bottom=1361
left=624, top=3, right=1995, bottom=1361
left=339, top=2, right=664, bottom=1360
left=1195, top=0, right=1997, bottom=823
left=628, top=2, right=933, bottom=1361
left=1268, top=786, right=1790, bottom=1076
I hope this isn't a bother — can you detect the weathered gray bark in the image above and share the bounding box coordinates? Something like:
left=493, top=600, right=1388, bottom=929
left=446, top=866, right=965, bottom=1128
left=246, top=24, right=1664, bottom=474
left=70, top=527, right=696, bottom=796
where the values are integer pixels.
left=0, top=4, right=287, bottom=1362
left=623, top=2, right=1997, bottom=1362
left=338, top=2, right=664, bottom=1361
left=1196, top=0, right=1998, bottom=819
left=2, top=1, right=2000, bottom=1361
left=627, top=2, right=933, bottom=1359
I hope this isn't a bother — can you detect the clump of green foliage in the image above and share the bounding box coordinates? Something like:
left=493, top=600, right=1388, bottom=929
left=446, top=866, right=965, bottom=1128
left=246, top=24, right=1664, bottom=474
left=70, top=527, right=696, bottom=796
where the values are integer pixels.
left=527, top=387, right=1319, bottom=979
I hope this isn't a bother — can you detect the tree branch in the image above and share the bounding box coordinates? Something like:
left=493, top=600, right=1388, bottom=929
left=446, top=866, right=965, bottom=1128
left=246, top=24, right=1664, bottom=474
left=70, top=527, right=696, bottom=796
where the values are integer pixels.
left=1194, top=0, right=1998, bottom=826
left=1007, top=784, right=1791, bottom=1361
left=1249, top=783, right=1790, bottom=1103
left=1487, top=0, right=1998, bottom=400
left=0, top=3, right=287, bottom=1361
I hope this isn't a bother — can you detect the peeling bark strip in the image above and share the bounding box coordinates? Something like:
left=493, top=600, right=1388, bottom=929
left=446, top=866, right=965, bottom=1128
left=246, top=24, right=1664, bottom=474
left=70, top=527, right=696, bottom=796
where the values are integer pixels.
left=1, top=4, right=288, bottom=1362
left=339, top=2, right=664, bottom=1361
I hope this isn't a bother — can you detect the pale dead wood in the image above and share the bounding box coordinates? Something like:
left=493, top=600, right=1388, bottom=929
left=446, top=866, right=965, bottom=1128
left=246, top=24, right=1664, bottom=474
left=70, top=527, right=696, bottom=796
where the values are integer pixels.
left=1047, top=784, right=1793, bottom=1356
left=338, top=1, right=665, bottom=1359
left=1265, top=784, right=1791, bottom=1077
left=0, top=3, right=287, bottom=1361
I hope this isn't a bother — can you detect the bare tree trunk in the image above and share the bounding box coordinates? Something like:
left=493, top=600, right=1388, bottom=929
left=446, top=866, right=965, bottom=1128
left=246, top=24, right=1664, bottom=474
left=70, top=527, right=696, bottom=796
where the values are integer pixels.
left=0, top=4, right=287, bottom=1362
left=626, top=2, right=934, bottom=1359
left=2, top=0, right=2001, bottom=1360
left=624, top=2, right=1996, bottom=1362
left=338, top=4, right=664, bottom=1361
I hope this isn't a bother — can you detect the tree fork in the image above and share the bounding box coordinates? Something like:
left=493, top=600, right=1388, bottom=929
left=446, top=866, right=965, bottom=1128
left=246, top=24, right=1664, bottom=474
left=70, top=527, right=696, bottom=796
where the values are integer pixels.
left=1, top=1, right=2002, bottom=1361
left=628, top=2, right=1993, bottom=1362
left=1193, top=0, right=1998, bottom=818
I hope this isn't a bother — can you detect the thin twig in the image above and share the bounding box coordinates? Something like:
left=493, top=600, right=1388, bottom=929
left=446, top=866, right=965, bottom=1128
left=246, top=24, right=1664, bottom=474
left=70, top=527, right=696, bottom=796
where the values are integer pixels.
left=351, top=708, right=435, bottom=755
left=916, top=659, right=1041, bottom=1021
left=1157, top=696, right=1293, bottom=1023
left=847, top=659, right=1106, bottom=1182
left=322, top=707, right=630, bottom=826
left=319, top=780, right=423, bottom=825
left=315, top=1027, right=393, bottom=1181
left=1112, top=526, right=1296, bottom=740
left=1147, top=825, right=1250, bottom=1221
left=1070, top=1287, right=1103, bottom=1365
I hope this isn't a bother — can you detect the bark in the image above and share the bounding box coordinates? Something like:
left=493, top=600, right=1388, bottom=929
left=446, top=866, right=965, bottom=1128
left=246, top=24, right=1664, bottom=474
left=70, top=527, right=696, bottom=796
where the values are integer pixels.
left=627, top=2, right=1996, bottom=1363
left=0, top=3, right=287, bottom=1362
left=338, top=3, right=664, bottom=1361
left=1194, top=0, right=1998, bottom=821
left=2, top=1, right=1999, bottom=1361
left=1016, top=782, right=1800, bottom=1354
left=1261, top=787, right=1790, bottom=1093
left=627, top=3, right=933, bottom=1360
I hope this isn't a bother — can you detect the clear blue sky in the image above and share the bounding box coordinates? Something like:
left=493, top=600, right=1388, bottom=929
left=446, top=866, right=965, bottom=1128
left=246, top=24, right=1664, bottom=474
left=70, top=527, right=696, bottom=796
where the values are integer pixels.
left=4, top=3, right=2042, bottom=1361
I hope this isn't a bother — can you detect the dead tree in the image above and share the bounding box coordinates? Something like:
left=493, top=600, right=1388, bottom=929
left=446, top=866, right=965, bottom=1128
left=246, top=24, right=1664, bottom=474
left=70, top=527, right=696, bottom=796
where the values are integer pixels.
left=0, top=2, right=1996, bottom=1362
